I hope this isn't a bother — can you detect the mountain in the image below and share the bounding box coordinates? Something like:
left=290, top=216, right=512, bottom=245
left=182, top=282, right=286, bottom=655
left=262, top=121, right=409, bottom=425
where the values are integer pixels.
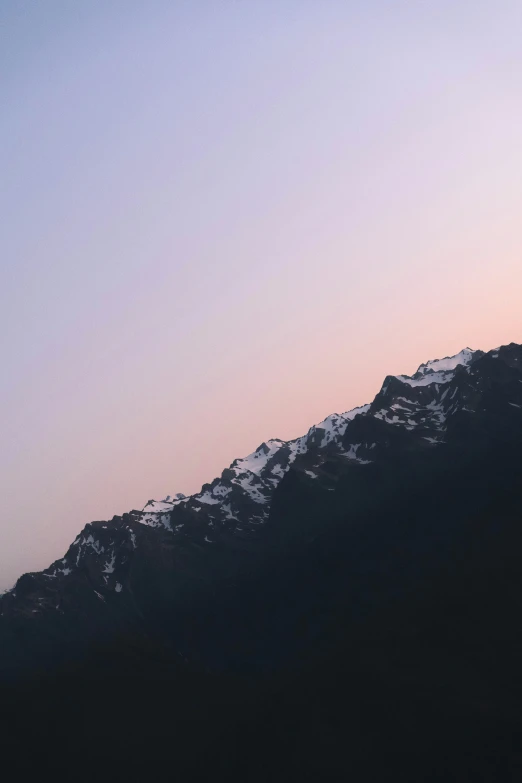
left=1, top=342, right=522, bottom=781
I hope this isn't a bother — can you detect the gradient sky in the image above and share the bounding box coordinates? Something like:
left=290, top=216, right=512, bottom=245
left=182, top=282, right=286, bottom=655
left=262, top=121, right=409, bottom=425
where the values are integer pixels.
left=1, top=1, right=521, bottom=589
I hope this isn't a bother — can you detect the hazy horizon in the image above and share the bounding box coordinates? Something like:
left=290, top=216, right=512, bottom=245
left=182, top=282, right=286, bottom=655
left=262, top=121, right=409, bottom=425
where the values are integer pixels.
left=2, top=1, right=522, bottom=589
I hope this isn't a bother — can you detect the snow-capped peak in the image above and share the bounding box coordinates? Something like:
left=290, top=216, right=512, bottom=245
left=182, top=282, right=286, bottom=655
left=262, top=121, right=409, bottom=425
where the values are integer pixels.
left=304, top=405, right=371, bottom=449
left=116, top=348, right=484, bottom=536
left=341, top=403, right=371, bottom=421
left=135, top=403, right=372, bottom=531
left=231, top=439, right=286, bottom=477
left=8, top=343, right=519, bottom=598
left=394, top=348, right=477, bottom=388
left=415, top=348, right=475, bottom=376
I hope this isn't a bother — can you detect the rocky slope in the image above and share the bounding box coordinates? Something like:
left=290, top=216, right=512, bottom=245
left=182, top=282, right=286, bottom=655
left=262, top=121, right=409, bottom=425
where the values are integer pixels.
left=2, top=344, right=521, bottom=659
left=2, top=341, right=522, bottom=781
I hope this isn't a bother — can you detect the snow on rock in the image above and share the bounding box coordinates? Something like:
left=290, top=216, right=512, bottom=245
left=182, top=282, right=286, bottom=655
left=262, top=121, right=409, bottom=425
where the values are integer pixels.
left=222, top=503, right=238, bottom=520
left=235, top=474, right=270, bottom=504
left=210, top=483, right=232, bottom=499
left=395, top=348, right=476, bottom=387
left=139, top=510, right=172, bottom=529
left=232, top=439, right=285, bottom=476
left=308, top=414, right=348, bottom=447
left=133, top=402, right=372, bottom=540
left=394, top=371, right=455, bottom=388
left=143, top=499, right=173, bottom=513
left=14, top=345, right=517, bottom=593
left=298, top=404, right=371, bottom=450
left=342, top=444, right=371, bottom=464
left=416, top=348, right=476, bottom=375
left=122, top=349, right=484, bottom=552
left=102, top=553, right=116, bottom=574
left=197, top=491, right=221, bottom=505
left=374, top=409, right=403, bottom=424
left=341, top=403, right=371, bottom=420
left=142, top=495, right=188, bottom=513
left=83, top=535, right=104, bottom=555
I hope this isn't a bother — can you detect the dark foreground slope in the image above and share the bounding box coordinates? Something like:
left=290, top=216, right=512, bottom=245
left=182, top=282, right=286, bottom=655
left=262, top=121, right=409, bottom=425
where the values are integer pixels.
left=2, top=344, right=522, bottom=781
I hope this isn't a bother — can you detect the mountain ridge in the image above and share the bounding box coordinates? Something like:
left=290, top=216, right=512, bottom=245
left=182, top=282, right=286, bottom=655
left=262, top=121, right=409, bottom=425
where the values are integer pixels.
left=2, top=342, right=520, bottom=667
left=1, top=346, right=483, bottom=604
left=2, top=341, right=522, bottom=781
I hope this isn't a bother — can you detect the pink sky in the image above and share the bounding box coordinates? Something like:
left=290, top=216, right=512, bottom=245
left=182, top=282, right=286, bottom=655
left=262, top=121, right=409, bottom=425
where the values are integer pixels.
left=1, top=1, right=521, bottom=588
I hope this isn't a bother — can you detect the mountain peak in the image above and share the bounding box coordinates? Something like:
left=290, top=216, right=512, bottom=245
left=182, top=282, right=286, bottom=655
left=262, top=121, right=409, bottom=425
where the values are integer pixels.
left=4, top=343, right=519, bottom=615
left=393, top=347, right=479, bottom=388
left=416, top=347, right=476, bottom=375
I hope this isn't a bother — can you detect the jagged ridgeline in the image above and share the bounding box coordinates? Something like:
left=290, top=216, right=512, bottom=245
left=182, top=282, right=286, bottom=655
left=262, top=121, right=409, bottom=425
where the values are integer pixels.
left=1, top=342, right=522, bottom=781
left=0, top=348, right=495, bottom=595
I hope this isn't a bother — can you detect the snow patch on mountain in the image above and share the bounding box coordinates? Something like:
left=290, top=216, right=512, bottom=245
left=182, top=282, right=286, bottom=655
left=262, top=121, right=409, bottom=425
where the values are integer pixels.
left=395, top=348, right=476, bottom=387
left=102, top=553, right=116, bottom=574
left=417, top=348, right=475, bottom=375
left=198, top=491, right=221, bottom=505
left=342, top=443, right=371, bottom=463
left=133, top=401, right=373, bottom=531
left=232, top=440, right=285, bottom=476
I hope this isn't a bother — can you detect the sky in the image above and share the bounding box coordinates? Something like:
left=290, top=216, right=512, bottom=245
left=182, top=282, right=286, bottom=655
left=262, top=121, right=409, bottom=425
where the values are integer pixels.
left=1, top=0, right=521, bottom=589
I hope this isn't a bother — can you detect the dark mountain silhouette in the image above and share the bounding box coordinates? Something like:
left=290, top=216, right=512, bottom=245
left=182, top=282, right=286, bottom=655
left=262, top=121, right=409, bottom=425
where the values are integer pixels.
left=1, top=342, right=522, bottom=781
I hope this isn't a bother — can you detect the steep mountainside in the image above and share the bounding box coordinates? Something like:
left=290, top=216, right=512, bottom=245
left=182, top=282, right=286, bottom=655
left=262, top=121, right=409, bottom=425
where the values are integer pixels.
left=1, top=342, right=522, bottom=781
left=0, top=347, right=488, bottom=614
